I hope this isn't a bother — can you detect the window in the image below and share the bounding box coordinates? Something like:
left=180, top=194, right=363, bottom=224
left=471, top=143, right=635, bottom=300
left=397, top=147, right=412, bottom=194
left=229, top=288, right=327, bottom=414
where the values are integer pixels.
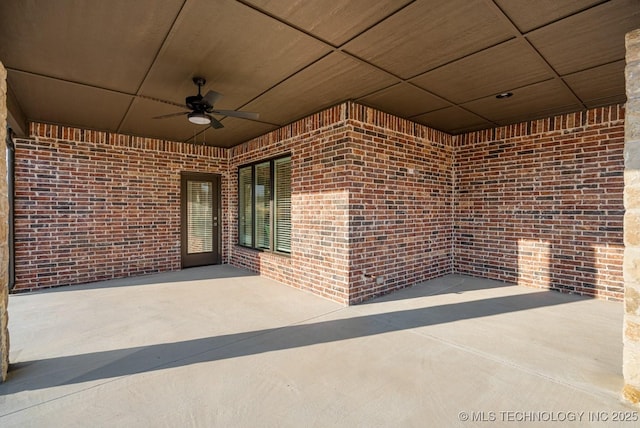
left=238, top=156, right=291, bottom=253
left=238, top=167, right=253, bottom=247
left=255, top=162, right=271, bottom=249
left=274, top=157, right=291, bottom=253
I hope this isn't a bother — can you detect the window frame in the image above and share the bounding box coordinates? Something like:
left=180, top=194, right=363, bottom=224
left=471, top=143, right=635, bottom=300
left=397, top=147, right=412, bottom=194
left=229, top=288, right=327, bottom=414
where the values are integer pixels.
left=237, top=154, right=291, bottom=255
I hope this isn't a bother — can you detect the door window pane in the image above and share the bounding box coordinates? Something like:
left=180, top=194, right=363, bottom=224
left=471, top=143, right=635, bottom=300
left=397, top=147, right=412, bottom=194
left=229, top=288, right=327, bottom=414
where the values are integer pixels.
left=187, top=180, right=212, bottom=254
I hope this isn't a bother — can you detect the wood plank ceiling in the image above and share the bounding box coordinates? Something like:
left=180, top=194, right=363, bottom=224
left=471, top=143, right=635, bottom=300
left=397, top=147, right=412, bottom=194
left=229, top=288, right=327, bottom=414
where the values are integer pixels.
left=0, top=0, right=638, bottom=147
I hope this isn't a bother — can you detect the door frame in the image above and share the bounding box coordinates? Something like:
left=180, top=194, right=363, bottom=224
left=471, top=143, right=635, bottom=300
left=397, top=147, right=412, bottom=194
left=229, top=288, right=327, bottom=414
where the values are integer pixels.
left=180, top=172, right=222, bottom=268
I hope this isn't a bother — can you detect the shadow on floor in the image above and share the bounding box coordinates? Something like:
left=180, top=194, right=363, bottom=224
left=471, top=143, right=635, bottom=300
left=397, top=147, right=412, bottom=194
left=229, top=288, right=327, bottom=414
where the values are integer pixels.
left=1, top=289, right=575, bottom=395
left=18, top=265, right=259, bottom=294
left=368, top=274, right=523, bottom=303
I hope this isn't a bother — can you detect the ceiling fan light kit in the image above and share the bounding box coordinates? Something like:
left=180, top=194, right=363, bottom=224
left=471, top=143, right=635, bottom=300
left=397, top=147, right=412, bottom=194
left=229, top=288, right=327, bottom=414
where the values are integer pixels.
left=188, top=112, right=211, bottom=125
left=153, top=77, right=259, bottom=129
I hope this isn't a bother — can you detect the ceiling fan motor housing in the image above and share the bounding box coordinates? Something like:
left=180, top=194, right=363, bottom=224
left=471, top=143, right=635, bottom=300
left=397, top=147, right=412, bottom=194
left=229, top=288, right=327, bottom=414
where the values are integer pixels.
left=186, top=77, right=211, bottom=111
left=186, top=95, right=207, bottom=111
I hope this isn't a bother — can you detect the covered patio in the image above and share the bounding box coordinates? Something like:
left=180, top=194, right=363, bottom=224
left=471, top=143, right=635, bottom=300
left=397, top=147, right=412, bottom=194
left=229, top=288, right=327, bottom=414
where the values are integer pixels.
left=0, top=266, right=634, bottom=426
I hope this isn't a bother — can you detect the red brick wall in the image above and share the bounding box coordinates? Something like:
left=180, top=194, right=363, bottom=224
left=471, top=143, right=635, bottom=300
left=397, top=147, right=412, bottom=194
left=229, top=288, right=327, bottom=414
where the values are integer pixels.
left=229, top=106, right=352, bottom=303
left=13, top=102, right=625, bottom=303
left=346, top=104, right=454, bottom=303
left=13, top=123, right=228, bottom=291
left=455, top=105, right=625, bottom=300
left=228, top=103, right=454, bottom=304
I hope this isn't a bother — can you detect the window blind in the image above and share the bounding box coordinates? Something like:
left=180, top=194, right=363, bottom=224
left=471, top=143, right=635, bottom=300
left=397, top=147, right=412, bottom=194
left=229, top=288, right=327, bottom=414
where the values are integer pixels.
left=238, top=166, right=253, bottom=246
left=274, top=157, right=291, bottom=253
left=255, top=162, right=271, bottom=250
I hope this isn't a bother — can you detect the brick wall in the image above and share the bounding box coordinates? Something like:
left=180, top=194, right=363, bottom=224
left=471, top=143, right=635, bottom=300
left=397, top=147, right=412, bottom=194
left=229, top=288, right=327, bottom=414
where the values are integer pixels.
left=12, top=101, right=625, bottom=304
left=346, top=104, right=454, bottom=303
left=455, top=105, right=625, bottom=300
left=13, top=123, right=228, bottom=291
left=229, top=105, right=353, bottom=303
left=228, top=102, right=454, bottom=304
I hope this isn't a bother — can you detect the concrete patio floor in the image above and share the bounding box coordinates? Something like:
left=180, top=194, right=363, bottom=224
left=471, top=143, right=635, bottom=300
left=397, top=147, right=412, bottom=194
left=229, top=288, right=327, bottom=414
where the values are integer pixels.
left=0, top=265, right=637, bottom=427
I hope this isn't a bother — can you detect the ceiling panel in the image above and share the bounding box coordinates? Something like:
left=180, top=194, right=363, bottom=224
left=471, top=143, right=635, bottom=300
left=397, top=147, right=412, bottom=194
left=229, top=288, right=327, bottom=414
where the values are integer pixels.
left=493, top=0, right=603, bottom=33
left=0, top=0, right=183, bottom=93
left=343, top=0, right=514, bottom=79
left=185, top=118, right=278, bottom=148
left=138, top=0, right=331, bottom=112
left=121, top=96, right=276, bottom=146
left=7, top=71, right=133, bottom=132
left=412, top=107, right=492, bottom=134
left=527, top=0, right=640, bottom=76
left=564, top=60, right=627, bottom=108
left=358, top=83, right=450, bottom=117
left=411, top=39, right=553, bottom=104
left=0, top=0, right=635, bottom=146
left=243, top=52, right=398, bottom=125
left=461, top=79, right=583, bottom=125
left=118, top=98, right=202, bottom=143
left=244, top=0, right=412, bottom=46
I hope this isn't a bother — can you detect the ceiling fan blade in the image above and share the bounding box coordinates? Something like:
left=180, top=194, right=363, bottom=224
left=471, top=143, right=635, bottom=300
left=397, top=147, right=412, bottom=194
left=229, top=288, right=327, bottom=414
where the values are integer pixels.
left=211, top=110, right=259, bottom=120
left=152, top=111, right=189, bottom=119
left=203, top=90, right=223, bottom=107
left=208, top=115, right=224, bottom=129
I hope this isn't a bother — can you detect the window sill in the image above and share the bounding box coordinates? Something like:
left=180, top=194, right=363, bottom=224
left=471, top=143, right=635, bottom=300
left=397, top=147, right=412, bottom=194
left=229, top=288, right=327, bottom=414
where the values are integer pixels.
left=235, top=244, right=291, bottom=258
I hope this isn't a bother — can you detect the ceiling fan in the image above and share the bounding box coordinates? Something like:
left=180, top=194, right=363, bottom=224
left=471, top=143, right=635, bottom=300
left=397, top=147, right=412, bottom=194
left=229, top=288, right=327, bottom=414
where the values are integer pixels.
left=152, top=77, right=259, bottom=129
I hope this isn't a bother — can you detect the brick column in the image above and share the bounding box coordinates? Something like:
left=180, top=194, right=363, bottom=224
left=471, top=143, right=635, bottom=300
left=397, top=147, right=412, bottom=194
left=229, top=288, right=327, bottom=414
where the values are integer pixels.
left=0, top=61, right=9, bottom=382
left=624, top=29, right=640, bottom=404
